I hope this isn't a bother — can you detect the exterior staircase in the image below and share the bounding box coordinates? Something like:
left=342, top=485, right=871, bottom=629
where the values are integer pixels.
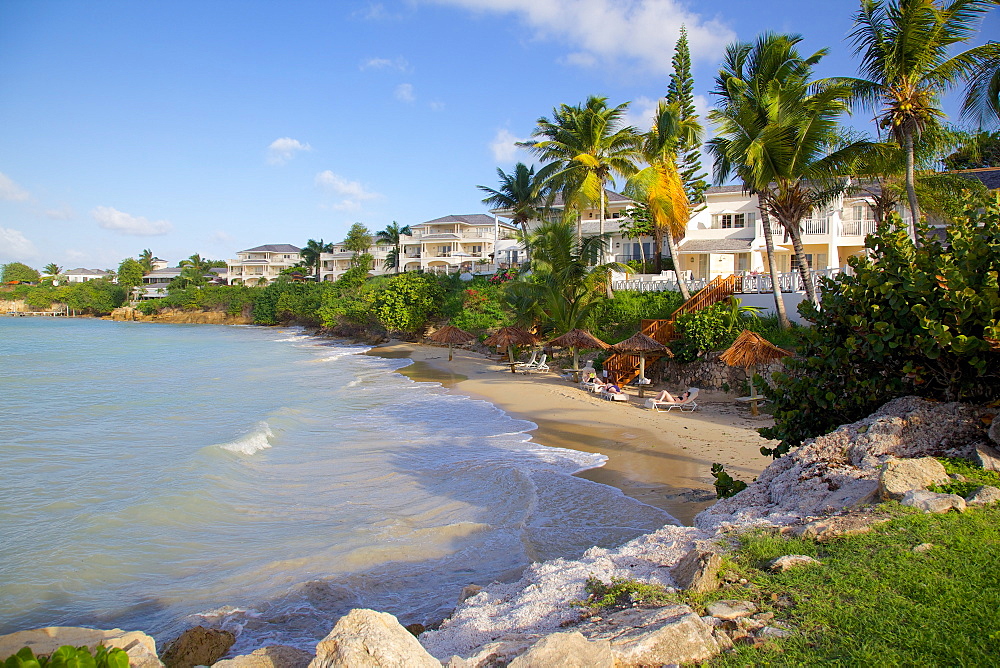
left=603, top=275, right=741, bottom=385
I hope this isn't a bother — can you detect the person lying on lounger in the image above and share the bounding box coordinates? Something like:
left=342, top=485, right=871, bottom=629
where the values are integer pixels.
left=652, top=389, right=690, bottom=403
left=603, top=379, right=623, bottom=394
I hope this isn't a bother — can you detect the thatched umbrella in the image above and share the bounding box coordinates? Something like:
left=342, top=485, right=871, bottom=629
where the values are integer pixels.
left=546, top=329, right=610, bottom=382
left=427, top=324, right=475, bottom=362
left=484, top=326, right=539, bottom=373
left=611, top=332, right=673, bottom=390
left=720, top=329, right=793, bottom=415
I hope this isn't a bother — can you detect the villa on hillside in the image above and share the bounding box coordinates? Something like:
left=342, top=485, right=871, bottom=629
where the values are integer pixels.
left=318, top=214, right=520, bottom=282
left=64, top=268, right=112, bottom=283
left=226, top=244, right=302, bottom=286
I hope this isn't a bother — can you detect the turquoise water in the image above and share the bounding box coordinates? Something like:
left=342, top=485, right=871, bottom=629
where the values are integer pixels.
left=0, top=318, right=672, bottom=651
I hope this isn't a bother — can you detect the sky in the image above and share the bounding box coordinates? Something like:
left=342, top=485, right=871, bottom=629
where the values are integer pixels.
left=1, top=0, right=997, bottom=270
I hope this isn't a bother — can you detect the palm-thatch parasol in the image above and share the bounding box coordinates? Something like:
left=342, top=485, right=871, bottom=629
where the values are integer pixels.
left=546, top=328, right=610, bottom=381
left=611, top=332, right=673, bottom=388
left=719, top=329, right=793, bottom=415
left=484, top=326, right=539, bottom=373
left=427, top=324, right=475, bottom=361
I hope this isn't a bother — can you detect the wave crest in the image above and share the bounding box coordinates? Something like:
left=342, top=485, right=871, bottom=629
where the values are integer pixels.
left=217, top=422, right=274, bottom=455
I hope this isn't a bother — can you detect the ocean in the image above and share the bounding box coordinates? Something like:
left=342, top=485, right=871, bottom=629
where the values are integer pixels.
left=0, top=318, right=673, bottom=652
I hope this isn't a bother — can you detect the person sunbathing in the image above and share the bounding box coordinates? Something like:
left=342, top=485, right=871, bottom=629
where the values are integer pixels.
left=603, top=379, right=623, bottom=394
left=652, top=389, right=690, bottom=404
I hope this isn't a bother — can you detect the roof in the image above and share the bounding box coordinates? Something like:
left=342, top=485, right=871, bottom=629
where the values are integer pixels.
left=63, top=268, right=110, bottom=275
left=677, top=239, right=753, bottom=253
left=952, top=167, right=1000, bottom=190
left=704, top=185, right=748, bottom=195
left=548, top=189, right=634, bottom=207
left=146, top=267, right=182, bottom=275
left=417, top=214, right=513, bottom=227
left=240, top=244, right=302, bottom=253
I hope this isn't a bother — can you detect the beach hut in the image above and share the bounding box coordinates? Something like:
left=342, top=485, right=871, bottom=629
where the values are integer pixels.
left=719, top=329, right=793, bottom=415
left=546, top=329, right=609, bottom=382
left=427, top=324, right=475, bottom=362
left=610, top=332, right=672, bottom=391
left=484, top=326, right=539, bottom=373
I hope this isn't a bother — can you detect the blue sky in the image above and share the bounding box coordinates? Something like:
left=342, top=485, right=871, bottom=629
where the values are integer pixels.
left=1, top=0, right=996, bottom=270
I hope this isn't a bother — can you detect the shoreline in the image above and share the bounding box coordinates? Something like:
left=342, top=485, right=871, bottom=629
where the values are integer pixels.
left=367, top=341, right=777, bottom=525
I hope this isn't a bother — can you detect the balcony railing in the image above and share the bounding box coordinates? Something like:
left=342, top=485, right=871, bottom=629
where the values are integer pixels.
left=802, top=220, right=829, bottom=235
left=841, top=219, right=877, bottom=237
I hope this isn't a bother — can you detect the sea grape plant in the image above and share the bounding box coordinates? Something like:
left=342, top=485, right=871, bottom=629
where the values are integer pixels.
left=3, top=645, right=128, bottom=668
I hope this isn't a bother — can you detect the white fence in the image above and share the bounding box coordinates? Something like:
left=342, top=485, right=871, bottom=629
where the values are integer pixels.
left=612, top=267, right=851, bottom=295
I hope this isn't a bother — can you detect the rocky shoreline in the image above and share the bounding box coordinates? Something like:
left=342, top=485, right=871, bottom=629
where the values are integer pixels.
left=2, top=397, right=998, bottom=667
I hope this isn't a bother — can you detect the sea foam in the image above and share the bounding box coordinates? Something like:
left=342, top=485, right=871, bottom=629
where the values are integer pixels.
left=217, top=422, right=274, bottom=455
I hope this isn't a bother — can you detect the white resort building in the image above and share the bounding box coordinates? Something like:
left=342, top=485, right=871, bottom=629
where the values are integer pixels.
left=63, top=268, right=113, bottom=283
left=226, top=244, right=303, bottom=286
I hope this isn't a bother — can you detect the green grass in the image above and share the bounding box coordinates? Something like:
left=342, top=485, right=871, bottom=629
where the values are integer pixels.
left=709, top=504, right=1000, bottom=666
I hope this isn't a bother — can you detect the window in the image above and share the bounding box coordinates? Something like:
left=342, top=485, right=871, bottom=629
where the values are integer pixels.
left=713, top=212, right=755, bottom=229
left=736, top=253, right=750, bottom=272
left=470, top=245, right=482, bottom=254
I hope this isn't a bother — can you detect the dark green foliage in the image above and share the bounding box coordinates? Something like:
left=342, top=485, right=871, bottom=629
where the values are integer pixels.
left=943, top=130, right=1000, bottom=170
left=116, top=258, right=145, bottom=293
left=136, top=285, right=257, bottom=316
left=587, top=289, right=684, bottom=343
left=369, top=272, right=445, bottom=334
left=711, top=463, right=749, bottom=498
left=666, top=26, right=708, bottom=207
left=2, top=262, right=41, bottom=283
left=929, top=457, right=1000, bottom=496
left=760, top=191, right=1000, bottom=457
left=3, top=645, right=128, bottom=668
left=577, top=576, right=674, bottom=610
left=251, top=282, right=328, bottom=326
left=445, top=283, right=513, bottom=334
left=670, top=297, right=779, bottom=362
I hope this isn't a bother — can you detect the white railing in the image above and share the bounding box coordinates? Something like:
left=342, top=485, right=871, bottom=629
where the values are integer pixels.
left=840, top=219, right=877, bottom=237
left=802, top=220, right=829, bottom=235
left=735, top=267, right=852, bottom=293
left=611, top=278, right=707, bottom=293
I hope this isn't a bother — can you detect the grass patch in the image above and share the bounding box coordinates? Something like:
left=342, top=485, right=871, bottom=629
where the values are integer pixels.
left=929, top=457, right=1000, bottom=498
left=574, top=577, right=676, bottom=610
left=709, top=505, right=1000, bottom=666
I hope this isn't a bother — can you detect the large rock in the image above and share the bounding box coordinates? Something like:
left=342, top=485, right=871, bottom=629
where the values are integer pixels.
left=0, top=627, right=163, bottom=668
left=588, top=605, right=719, bottom=666
left=161, top=626, right=234, bottom=668
left=309, top=609, right=440, bottom=668
left=973, top=443, right=1000, bottom=472
left=768, top=555, right=821, bottom=572
left=213, top=646, right=313, bottom=668
left=670, top=548, right=721, bottom=593
left=507, top=632, right=613, bottom=668
left=705, top=600, right=758, bottom=621
left=879, top=457, right=950, bottom=500
left=989, top=418, right=999, bottom=447
left=793, top=513, right=890, bottom=541
left=966, top=485, right=1000, bottom=506
left=900, top=489, right=966, bottom=513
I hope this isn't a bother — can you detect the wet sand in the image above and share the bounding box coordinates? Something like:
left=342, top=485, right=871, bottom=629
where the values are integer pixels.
left=368, top=342, right=777, bottom=525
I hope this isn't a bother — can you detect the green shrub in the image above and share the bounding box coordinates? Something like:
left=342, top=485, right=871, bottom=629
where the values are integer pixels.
left=3, top=645, right=128, bottom=668
left=760, top=191, right=1000, bottom=458
left=711, top=463, right=749, bottom=498
left=575, top=576, right=674, bottom=610
left=369, top=272, right=444, bottom=334
left=588, top=289, right=684, bottom=343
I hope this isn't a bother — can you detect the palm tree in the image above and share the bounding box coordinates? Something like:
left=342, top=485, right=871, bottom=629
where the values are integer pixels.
left=508, top=219, right=630, bottom=334
left=374, top=222, right=412, bottom=273
left=709, top=33, right=875, bottom=306
left=179, top=253, right=211, bottom=273
left=43, top=263, right=62, bottom=277
left=478, top=163, right=550, bottom=248
left=524, top=96, right=641, bottom=249
left=300, top=239, right=334, bottom=282
left=843, top=0, right=999, bottom=240
left=138, top=249, right=154, bottom=273
left=624, top=100, right=701, bottom=300
left=962, top=49, right=1000, bottom=129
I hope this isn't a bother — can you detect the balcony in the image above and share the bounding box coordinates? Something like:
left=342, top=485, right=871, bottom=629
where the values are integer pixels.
left=841, top=219, right=877, bottom=237
left=801, top=220, right=829, bottom=235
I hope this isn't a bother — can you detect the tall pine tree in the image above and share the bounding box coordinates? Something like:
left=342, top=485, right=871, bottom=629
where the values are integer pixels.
left=666, top=26, right=708, bottom=209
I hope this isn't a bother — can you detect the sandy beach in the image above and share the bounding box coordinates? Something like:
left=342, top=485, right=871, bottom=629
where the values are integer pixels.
left=369, top=341, right=777, bottom=525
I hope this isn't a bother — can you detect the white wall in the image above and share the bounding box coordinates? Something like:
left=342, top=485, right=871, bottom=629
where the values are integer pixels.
left=738, top=292, right=810, bottom=325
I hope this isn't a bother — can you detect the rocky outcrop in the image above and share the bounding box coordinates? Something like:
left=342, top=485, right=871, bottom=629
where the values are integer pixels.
left=670, top=547, right=722, bottom=593
left=973, top=443, right=1000, bottom=472
left=0, top=627, right=163, bottom=668
left=507, top=632, right=613, bottom=668
left=768, top=555, right=822, bottom=572
left=309, top=609, right=441, bottom=668
left=213, top=646, right=313, bottom=668
left=161, top=626, right=235, bottom=668
left=878, top=457, right=950, bottom=500
left=900, top=490, right=967, bottom=513
left=586, top=605, right=719, bottom=666
left=966, top=485, right=1000, bottom=506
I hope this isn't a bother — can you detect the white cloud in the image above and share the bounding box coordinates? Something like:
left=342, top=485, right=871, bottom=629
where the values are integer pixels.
left=489, top=128, right=529, bottom=163
left=360, top=56, right=410, bottom=71
left=0, top=227, right=37, bottom=260
left=0, top=172, right=30, bottom=202
left=92, top=206, right=173, bottom=236
left=353, top=2, right=403, bottom=20
left=395, top=83, right=416, bottom=103
left=429, top=0, right=735, bottom=73
left=622, top=95, right=662, bottom=131
left=210, top=230, right=236, bottom=244
left=315, top=170, right=381, bottom=211
left=43, top=205, right=76, bottom=220
left=267, top=137, right=312, bottom=165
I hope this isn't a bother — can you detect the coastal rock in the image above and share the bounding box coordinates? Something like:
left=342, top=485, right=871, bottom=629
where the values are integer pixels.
left=457, top=585, right=482, bottom=604
left=768, top=555, right=821, bottom=572
left=588, top=605, right=719, bottom=666
left=161, top=626, right=235, bottom=668
left=0, top=627, right=163, bottom=668
left=670, top=548, right=722, bottom=592
left=705, top=600, right=758, bottom=621
left=912, top=543, right=935, bottom=553
left=213, top=646, right=313, bottom=668
left=447, top=637, right=539, bottom=668
left=793, top=513, right=890, bottom=541
left=989, top=417, right=1000, bottom=447
left=965, top=485, right=1000, bottom=506
left=310, top=608, right=441, bottom=668
left=900, top=490, right=967, bottom=513
left=878, top=457, right=950, bottom=501
left=973, top=443, right=1000, bottom=472
left=506, top=632, right=613, bottom=668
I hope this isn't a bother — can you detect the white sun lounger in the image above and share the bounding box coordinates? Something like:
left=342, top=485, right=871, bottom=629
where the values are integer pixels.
left=515, top=350, right=538, bottom=368
left=645, top=387, right=700, bottom=412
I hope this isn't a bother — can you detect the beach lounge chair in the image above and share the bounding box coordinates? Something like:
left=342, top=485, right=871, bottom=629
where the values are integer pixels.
left=601, top=389, right=629, bottom=401
left=515, top=350, right=538, bottom=369
left=645, top=388, right=700, bottom=412
left=535, top=354, right=549, bottom=372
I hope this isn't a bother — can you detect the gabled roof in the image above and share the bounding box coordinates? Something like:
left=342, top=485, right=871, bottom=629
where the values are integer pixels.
left=64, top=268, right=110, bottom=276
left=417, top=214, right=515, bottom=228
left=952, top=167, right=1000, bottom=190
left=677, top=239, right=753, bottom=253
left=240, top=244, right=302, bottom=253
left=547, top=189, right=635, bottom=207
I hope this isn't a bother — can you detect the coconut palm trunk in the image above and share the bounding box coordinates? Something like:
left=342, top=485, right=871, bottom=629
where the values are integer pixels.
left=784, top=222, right=818, bottom=305
left=664, top=230, right=691, bottom=301
left=759, top=207, right=790, bottom=330
left=903, top=131, right=920, bottom=242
